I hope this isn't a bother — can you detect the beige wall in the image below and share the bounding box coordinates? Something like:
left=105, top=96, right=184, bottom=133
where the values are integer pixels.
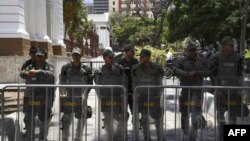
left=0, top=56, right=71, bottom=83
left=109, top=0, right=119, bottom=14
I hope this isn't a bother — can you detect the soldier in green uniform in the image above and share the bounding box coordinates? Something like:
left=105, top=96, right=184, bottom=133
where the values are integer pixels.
left=209, top=36, right=249, bottom=140
left=20, top=46, right=38, bottom=137
left=20, top=48, right=55, bottom=140
left=59, top=47, right=93, bottom=141
left=174, top=43, right=211, bottom=141
left=118, top=44, right=139, bottom=121
left=131, top=49, right=164, bottom=141
left=94, top=49, right=126, bottom=141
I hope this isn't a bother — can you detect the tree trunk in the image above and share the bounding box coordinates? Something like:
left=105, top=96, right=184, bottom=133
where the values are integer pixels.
left=239, top=0, right=249, bottom=54
left=151, top=1, right=171, bottom=47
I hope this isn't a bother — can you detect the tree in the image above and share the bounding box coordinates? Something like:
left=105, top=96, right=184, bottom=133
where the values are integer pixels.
left=110, top=0, right=172, bottom=47
left=167, top=0, right=246, bottom=47
left=63, top=0, right=90, bottom=43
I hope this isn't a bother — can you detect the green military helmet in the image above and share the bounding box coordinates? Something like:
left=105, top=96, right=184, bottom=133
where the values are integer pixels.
left=102, top=49, right=114, bottom=57
left=221, top=36, right=234, bottom=46
left=140, top=49, right=151, bottom=57
left=124, top=44, right=135, bottom=52
left=185, top=43, right=197, bottom=51
left=36, top=48, right=47, bottom=57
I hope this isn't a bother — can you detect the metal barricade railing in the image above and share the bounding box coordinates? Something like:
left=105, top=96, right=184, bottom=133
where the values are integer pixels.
left=0, top=84, right=127, bottom=141
left=133, top=85, right=250, bottom=141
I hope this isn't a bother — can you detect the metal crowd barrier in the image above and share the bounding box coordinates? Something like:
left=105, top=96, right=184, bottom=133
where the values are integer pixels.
left=0, top=84, right=127, bottom=141
left=133, top=85, right=250, bottom=141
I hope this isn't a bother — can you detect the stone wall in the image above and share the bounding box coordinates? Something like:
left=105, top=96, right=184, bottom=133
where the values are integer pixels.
left=0, top=56, right=71, bottom=83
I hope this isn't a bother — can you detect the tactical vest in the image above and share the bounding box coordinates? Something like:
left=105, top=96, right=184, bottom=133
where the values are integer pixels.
left=177, top=57, right=205, bottom=86
left=94, top=63, right=125, bottom=112
left=132, top=63, right=163, bottom=97
left=215, top=54, right=242, bottom=86
left=94, top=63, right=125, bottom=96
left=62, top=63, right=91, bottom=95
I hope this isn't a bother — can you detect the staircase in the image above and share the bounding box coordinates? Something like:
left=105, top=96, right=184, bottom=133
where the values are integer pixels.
left=0, top=91, right=24, bottom=116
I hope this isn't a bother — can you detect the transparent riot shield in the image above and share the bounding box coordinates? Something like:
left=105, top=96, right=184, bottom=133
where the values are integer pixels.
left=132, top=73, right=164, bottom=141
left=1, top=85, right=57, bottom=141
left=59, top=74, right=92, bottom=141
left=94, top=72, right=127, bottom=141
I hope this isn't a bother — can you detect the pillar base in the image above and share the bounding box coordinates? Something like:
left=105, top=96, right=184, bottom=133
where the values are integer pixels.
left=52, top=45, right=66, bottom=56
left=0, top=38, right=30, bottom=56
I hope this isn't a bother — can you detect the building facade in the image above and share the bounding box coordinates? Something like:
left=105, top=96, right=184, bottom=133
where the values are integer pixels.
left=94, top=0, right=109, bottom=14
left=88, top=13, right=110, bottom=49
left=86, top=3, right=95, bottom=14
left=0, top=0, right=65, bottom=56
left=115, top=0, right=156, bottom=17
left=109, top=0, right=119, bottom=14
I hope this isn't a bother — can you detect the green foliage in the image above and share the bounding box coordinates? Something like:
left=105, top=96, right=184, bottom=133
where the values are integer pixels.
left=167, top=0, right=246, bottom=47
left=110, top=14, right=153, bottom=46
left=109, top=11, right=170, bottom=47
left=63, top=0, right=90, bottom=41
left=134, top=45, right=178, bottom=67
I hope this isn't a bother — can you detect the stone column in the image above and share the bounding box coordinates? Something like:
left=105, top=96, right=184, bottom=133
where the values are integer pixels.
left=35, top=0, right=53, bottom=55
left=0, top=0, right=30, bottom=56
left=51, top=0, right=66, bottom=56
left=25, top=0, right=36, bottom=41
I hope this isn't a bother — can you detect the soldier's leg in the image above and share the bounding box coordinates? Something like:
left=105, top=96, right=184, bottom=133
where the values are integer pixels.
left=22, top=95, right=31, bottom=137
left=128, top=94, right=133, bottom=115
left=103, top=112, right=113, bottom=141
left=152, top=111, right=163, bottom=141
left=74, top=94, right=88, bottom=141
left=75, top=118, right=85, bottom=141
left=141, top=111, right=151, bottom=141
left=38, top=100, right=53, bottom=140
left=3, top=117, right=20, bottom=141
left=23, top=95, right=36, bottom=139
left=24, top=112, right=35, bottom=140
left=189, top=93, right=203, bottom=141
left=61, top=113, right=73, bottom=141
left=114, top=113, right=127, bottom=141
left=74, top=110, right=85, bottom=140
left=228, top=93, right=242, bottom=124
left=179, top=94, right=189, bottom=136
left=215, top=91, right=226, bottom=141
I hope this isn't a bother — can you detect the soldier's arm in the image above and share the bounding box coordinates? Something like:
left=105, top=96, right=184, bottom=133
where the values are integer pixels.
left=119, top=65, right=126, bottom=87
left=173, top=58, right=188, bottom=77
left=207, top=54, right=218, bottom=86
left=156, top=64, right=164, bottom=85
left=35, top=64, right=54, bottom=79
left=59, top=65, right=68, bottom=95
left=84, top=66, right=94, bottom=96
left=130, top=65, right=138, bottom=91
left=59, top=65, right=67, bottom=84
left=20, top=65, right=32, bottom=79
left=21, top=61, right=28, bottom=71
left=93, top=68, right=101, bottom=85
left=196, top=59, right=212, bottom=77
